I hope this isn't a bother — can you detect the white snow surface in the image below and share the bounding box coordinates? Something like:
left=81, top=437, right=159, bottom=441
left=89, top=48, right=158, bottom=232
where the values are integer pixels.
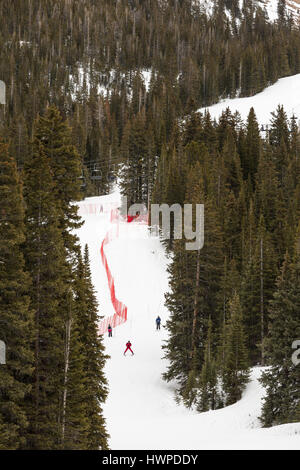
left=76, top=189, right=300, bottom=450
left=262, top=0, right=300, bottom=21
left=193, top=0, right=300, bottom=21
left=198, top=73, right=300, bottom=126
left=141, top=69, right=152, bottom=92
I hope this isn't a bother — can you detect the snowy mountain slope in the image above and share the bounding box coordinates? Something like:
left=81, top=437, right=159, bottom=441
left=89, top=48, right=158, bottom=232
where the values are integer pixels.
left=68, top=2, right=300, bottom=101
left=198, top=73, right=300, bottom=125
left=193, top=0, right=300, bottom=21
left=76, top=190, right=300, bottom=450
left=262, top=0, right=300, bottom=20
left=69, top=67, right=152, bottom=100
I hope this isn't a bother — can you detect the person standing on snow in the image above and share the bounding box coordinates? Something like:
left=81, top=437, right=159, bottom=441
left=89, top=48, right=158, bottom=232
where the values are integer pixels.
left=127, top=210, right=140, bottom=223
left=156, top=316, right=161, bottom=330
left=124, top=340, right=134, bottom=356
left=108, top=324, right=112, bottom=337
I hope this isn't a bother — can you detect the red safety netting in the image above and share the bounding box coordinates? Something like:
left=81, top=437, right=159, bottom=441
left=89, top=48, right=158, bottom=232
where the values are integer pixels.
left=98, top=207, right=148, bottom=335
left=98, top=209, right=127, bottom=335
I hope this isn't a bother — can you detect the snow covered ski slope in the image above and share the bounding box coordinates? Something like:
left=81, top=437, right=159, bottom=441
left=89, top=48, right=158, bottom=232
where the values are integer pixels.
left=198, top=73, right=300, bottom=125
left=76, top=190, right=300, bottom=450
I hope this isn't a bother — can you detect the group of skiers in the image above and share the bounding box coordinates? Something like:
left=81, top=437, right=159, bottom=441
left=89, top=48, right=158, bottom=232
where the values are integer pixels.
left=106, top=316, right=162, bottom=356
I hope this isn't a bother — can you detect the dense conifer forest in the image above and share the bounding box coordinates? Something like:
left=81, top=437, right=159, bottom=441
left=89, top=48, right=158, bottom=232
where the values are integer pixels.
left=2, top=0, right=300, bottom=195
left=159, top=105, right=300, bottom=421
left=0, top=0, right=299, bottom=449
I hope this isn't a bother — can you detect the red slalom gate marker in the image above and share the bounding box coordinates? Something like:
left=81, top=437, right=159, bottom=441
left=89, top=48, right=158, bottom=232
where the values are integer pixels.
left=98, top=209, right=127, bottom=335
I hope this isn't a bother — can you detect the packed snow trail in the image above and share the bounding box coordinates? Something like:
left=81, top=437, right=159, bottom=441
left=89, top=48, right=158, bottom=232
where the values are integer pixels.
left=76, top=190, right=300, bottom=450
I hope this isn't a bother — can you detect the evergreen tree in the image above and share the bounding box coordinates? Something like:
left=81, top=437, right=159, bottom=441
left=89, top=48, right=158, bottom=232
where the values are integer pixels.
left=254, top=145, right=283, bottom=243
left=73, top=246, right=109, bottom=449
left=197, top=318, right=218, bottom=412
left=33, top=106, right=82, bottom=257
left=260, top=236, right=300, bottom=426
left=23, top=138, right=67, bottom=449
left=163, top=238, right=195, bottom=393
left=163, top=162, right=223, bottom=402
left=151, top=145, right=168, bottom=206
left=242, top=107, right=261, bottom=186
left=241, top=214, right=278, bottom=364
left=0, top=141, right=33, bottom=449
left=269, top=105, right=290, bottom=186
left=62, top=286, right=89, bottom=449
left=221, top=292, right=250, bottom=405
left=120, top=114, right=154, bottom=207
left=277, top=0, right=287, bottom=26
left=219, top=257, right=241, bottom=347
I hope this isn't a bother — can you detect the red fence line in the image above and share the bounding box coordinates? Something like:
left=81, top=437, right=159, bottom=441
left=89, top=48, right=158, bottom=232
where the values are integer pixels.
left=97, top=208, right=149, bottom=335
left=98, top=210, right=127, bottom=335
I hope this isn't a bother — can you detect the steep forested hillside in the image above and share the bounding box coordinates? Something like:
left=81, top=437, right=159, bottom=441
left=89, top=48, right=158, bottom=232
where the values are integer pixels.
left=158, top=105, right=300, bottom=421
left=1, top=0, right=300, bottom=195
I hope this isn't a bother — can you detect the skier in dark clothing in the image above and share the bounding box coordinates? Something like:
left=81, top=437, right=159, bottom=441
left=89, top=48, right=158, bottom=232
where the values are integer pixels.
left=124, top=340, right=134, bottom=355
left=108, top=324, right=112, bottom=337
left=156, top=316, right=161, bottom=330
